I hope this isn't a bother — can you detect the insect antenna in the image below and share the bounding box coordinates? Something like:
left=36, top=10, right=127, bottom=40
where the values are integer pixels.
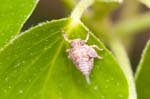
left=62, top=31, right=72, bottom=43
left=84, top=32, right=90, bottom=43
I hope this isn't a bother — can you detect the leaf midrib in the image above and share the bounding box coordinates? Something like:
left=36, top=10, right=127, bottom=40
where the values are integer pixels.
left=7, top=38, right=61, bottom=98
left=41, top=40, right=65, bottom=98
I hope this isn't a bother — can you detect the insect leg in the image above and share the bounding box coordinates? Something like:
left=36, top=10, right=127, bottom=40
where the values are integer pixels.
left=62, top=31, right=71, bottom=43
left=65, top=49, right=71, bottom=59
left=90, top=45, right=103, bottom=51
left=89, top=45, right=103, bottom=59
left=97, top=56, right=103, bottom=60
left=66, top=49, right=70, bottom=52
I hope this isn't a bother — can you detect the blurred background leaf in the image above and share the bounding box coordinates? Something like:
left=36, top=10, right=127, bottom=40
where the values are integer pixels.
left=62, top=0, right=122, bottom=41
left=0, top=0, right=38, bottom=48
left=113, top=13, right=150, bottom=36
left=138, top=0, right=150, bottom=8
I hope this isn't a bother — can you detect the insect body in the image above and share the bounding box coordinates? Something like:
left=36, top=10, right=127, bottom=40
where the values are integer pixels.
left=63, top=32, right=103, bottom=84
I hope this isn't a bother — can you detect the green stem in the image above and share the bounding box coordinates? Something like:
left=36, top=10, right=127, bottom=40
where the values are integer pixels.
left=110, top=39, right=137, bottom=99
left=70, top=0, right=94, bottom=24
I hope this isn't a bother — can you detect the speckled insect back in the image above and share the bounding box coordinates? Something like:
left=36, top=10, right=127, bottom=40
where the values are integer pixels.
left=63, top=31, right=103, bottom=84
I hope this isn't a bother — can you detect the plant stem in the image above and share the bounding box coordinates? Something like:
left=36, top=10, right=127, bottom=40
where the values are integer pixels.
left=70, top=0, right=94, bottom=25
left=110, top=38, right=137, bottom=99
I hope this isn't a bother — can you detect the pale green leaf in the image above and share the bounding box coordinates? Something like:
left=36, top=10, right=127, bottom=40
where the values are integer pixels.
left=135, top=41, right=150, bottom=99
left=113, top=13, right=150, bottom=36
left=138, top=0, right=150, bottom=8
left=0, top=18, right=128, bottom=99
left=96, top=0, right=123, bottom=3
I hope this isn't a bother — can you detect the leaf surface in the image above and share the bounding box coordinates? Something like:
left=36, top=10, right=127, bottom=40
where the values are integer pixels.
left=135, top=41, right=150, bottom=99
left=0, top=18, right=128, bottom=99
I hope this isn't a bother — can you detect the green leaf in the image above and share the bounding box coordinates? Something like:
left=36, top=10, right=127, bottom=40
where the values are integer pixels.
left=138, top=0, right=150, bottom=8
left=0, top=0, right=38, bottom=48
left=0, top=18, right=128, bottom=99
left=135, top=41, right=150, bottom=99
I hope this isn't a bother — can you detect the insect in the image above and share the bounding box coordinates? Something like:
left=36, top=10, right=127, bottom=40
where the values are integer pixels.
left=63, top=32, right=103, bottom=84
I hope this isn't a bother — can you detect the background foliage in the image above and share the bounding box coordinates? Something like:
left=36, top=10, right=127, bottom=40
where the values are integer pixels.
left=0, top=0, right=150, bottom=99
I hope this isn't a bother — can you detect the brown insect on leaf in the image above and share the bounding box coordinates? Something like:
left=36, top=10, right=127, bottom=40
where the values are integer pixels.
left=63, top=31, right=103, bottom=84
